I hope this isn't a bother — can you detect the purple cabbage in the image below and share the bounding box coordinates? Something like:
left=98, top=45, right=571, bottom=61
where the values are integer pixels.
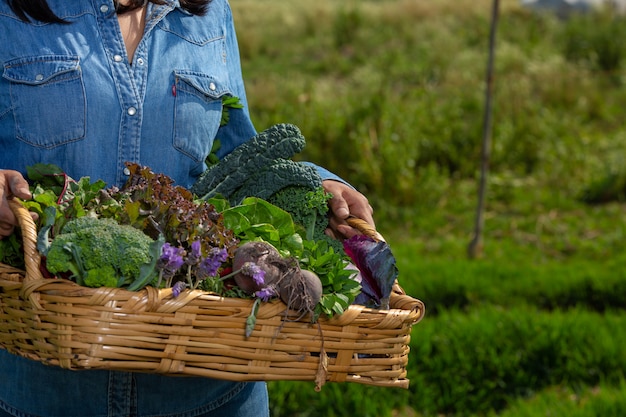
left=343, top=235, right=398, bottom=309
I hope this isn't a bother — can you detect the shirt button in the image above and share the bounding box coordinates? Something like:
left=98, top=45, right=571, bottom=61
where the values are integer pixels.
left=35, top=74, right=44, bottom=81
left=123, top=167, right=131, bottom=176
left=136, top=58, right=145, bottom=66
left=127, top=107, right=137, bottom=116
left=209, top=82, right=216, bottom=91
left=100, top=4, right=109, bottom=13
left=113, top=55, right=123, bottom=62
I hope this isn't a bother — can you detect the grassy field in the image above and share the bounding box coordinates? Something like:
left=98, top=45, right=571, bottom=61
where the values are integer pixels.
left=230, top=0, right=626, bottom=415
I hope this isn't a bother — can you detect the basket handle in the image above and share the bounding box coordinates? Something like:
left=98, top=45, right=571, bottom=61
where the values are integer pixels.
left=345, top=216, right=385, bottom=242
left=8, top=199, right=43, bottom=282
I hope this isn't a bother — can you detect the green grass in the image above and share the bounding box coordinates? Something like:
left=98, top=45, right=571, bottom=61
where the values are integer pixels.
left=230, top=0, right=626, bottom=415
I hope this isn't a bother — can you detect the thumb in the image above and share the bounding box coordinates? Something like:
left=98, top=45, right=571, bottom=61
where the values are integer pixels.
left=329, top=198, right=350, bottom=219
left=8, top=174, right=31, bottom=200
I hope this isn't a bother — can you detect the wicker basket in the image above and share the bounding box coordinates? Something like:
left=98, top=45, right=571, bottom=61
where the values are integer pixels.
left=0, top=200, right=424, bottom=389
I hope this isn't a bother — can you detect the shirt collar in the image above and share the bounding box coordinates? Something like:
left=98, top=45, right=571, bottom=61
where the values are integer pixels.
left=156, top=0, right=192, bottom=14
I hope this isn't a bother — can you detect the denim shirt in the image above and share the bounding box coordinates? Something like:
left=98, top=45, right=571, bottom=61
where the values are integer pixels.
left=0, top=0, right=342, bottom=415
left=0, top=0, right=342, bottom=189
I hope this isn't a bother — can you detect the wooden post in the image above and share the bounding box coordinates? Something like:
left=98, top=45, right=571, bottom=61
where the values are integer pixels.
left=468, top=0, right=500, bottom=259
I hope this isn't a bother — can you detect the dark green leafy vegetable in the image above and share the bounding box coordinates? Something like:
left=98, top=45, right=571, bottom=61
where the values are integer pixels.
left=192, top=123, right=339, bottom=254
left=191, top=123, right=308, bottom=200
left=266, top=185, right=343, bottom=254
left=228, top=160, right=322, bottom=205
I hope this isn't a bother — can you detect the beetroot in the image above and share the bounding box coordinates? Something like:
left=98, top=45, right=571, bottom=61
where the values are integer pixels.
left=232, top=241, right=323, bottom=314
left=232, top=241, right=286, bottom=294
left=278, top=268, right=323, bottom=313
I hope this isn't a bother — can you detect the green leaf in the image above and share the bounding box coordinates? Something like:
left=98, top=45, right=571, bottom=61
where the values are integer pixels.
left=248, top=223, right=281, bottom=245
left=222, top=210, right=252, bottom=235
left=123, top=200, right=142, bottom=224
left=203, top=195, right=230, bottom=213
left=282, top=233, right=304, bottom=257
left=35, top=206, right=57, bottom=256
left=127, top=235, right=164, bottom=291
left=222, top=197, right=298, bottom=250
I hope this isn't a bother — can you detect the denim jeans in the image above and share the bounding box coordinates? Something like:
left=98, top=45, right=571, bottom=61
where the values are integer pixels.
left=0, top=350, right=269, bottom=417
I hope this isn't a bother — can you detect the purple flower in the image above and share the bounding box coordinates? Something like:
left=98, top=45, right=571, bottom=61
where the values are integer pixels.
left=196, top=247, right=228, bottom=280
left=172, top=281, right=187, bottom=297
left=254, top=287, right=276, bottom=302
left=185, top=240, right=202, bottom=266
left=241, top=262, right=265, bottom=286
left=157, top=243, right=185, bottom=279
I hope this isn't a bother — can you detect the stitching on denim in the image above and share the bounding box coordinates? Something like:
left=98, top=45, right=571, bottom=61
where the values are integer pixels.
left=144, top=381, right=249, bottom=417
left=0, top=401, right=22, bottom=417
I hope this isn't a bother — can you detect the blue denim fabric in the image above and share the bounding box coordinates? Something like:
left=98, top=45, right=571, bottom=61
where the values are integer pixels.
left=0, top=0, right=346, bottom=188
left=0, top=0, right=342, bottom=415
left=0, top=350, right=269, bottom=417
left=0, top=0, right=251, bottom=189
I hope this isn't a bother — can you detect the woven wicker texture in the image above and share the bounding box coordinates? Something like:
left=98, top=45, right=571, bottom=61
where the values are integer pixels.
left=0, top=199, right=424, bottom=389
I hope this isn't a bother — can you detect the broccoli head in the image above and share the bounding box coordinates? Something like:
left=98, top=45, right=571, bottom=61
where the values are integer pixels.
left=84, top=265, right=119, bottom=288
left=45, top=216, right=155, bottom=288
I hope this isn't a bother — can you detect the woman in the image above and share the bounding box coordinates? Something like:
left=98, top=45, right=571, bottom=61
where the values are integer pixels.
left=0, top=1, right=374, bottom=416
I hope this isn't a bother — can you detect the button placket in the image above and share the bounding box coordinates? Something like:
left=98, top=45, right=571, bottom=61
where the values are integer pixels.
left=98, top=0, right=156, bottom=185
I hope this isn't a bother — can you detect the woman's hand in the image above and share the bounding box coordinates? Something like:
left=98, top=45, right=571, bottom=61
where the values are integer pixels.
left=0, top=170, right=32, bottom=239
left=322, top=180, right=375, bottom=240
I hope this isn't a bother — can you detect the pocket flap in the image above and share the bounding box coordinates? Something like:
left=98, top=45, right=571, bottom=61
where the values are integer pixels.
left=3, top=55, right=81, bottom=85
left=174, top=70, right=229, bottom=99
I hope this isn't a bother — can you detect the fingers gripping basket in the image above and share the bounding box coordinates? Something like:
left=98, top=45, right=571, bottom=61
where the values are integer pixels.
left=0, top=200, right=424, bottom=389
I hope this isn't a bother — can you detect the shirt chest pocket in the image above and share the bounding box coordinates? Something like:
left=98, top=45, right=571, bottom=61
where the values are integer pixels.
left=3, top=55, right=86, bottom=148
left=172, top=70, right=229, bottom=163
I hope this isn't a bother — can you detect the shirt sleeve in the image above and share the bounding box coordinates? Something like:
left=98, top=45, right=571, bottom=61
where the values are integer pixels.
left=214, top=0, right=257, bottom=159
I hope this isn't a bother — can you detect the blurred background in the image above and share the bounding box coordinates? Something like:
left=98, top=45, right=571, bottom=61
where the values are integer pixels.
left=231, top=0, right=626, bottom=415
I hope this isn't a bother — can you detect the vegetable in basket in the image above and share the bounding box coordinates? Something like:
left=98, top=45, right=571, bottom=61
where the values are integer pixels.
left=4, top=162, right=361, bottom=319
left=5, top=152, right=397, bottom=320
left=192, top=123, right=401, bottom=312
left=193, top=123, right=343, bottom=254
left=44, top=216, right=156, bottom=288
left=233, top=241, right=323, bottom=314
left=343, top=234, right=399, bottom=309
left=191, top=123, right=309, bottom=202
